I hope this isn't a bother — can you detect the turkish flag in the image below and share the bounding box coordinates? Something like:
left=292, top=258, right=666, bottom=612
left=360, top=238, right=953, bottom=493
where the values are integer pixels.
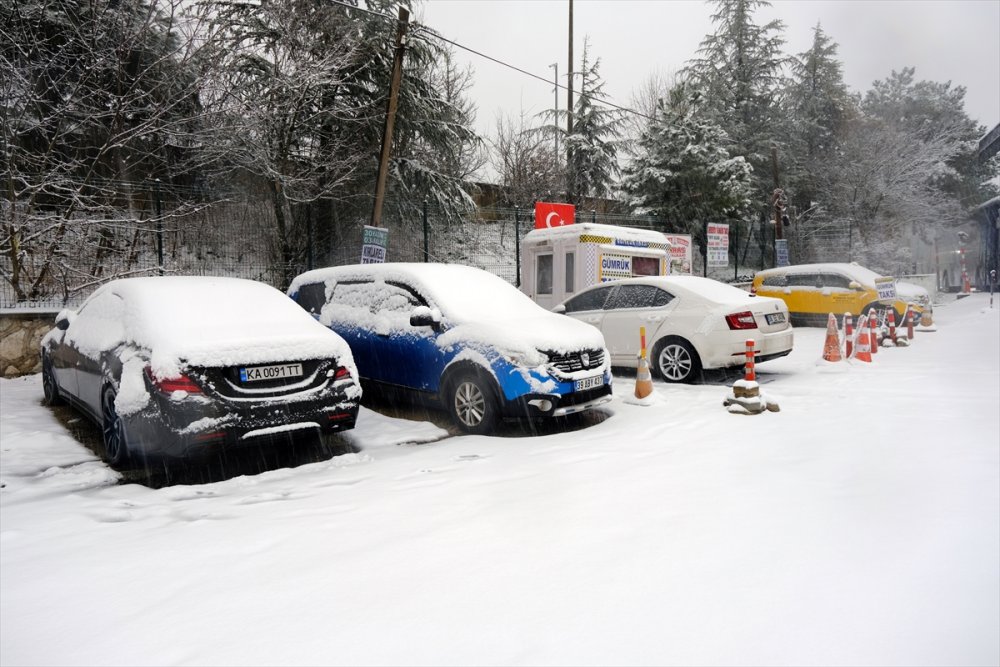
left=534, top=202, right=575, bottom=229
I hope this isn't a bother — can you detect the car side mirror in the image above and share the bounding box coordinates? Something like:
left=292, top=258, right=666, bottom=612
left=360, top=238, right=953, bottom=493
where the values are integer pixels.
left=409, top=306, right=441, bottom=329
left=55, top=309, right=75, bottom=330
left=848, top=281, right=862, bottom=290
left=552, top=304, right=567, bottom=314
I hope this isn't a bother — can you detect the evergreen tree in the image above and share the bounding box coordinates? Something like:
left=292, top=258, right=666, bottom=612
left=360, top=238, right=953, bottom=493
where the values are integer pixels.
left=540, top=38, right=625, bottom=204
left=783, top=23, right=856, bottom=216
left=565, top=40, right=627, bottom=203
left=620, top=85, right=753, bottom=240
left=682, top=0, right=788, bottom=198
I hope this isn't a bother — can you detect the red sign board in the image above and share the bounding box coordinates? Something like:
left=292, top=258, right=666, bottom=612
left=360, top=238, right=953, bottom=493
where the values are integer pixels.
left=534, top=202, right=575, bottom=229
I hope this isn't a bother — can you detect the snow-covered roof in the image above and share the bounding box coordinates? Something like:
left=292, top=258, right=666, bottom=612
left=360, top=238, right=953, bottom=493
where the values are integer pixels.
left=522, top=223, right=670, bottom=246
left=754, top=262, right=887, bottom=284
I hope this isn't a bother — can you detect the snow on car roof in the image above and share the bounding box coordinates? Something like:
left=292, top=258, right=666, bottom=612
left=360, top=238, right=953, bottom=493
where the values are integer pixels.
left=96, top=277, right=353, bottom=376
left=290, top=263, right=606, bottom=354
left=582, top=275, right=762, bottom=306
left=754, top=262, right=887, bottom=284
left=293, top=263, right=541, bottom=322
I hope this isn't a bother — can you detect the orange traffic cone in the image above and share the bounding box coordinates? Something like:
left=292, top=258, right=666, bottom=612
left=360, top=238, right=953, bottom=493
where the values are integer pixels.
left=868, top=310, right=879, bottom=354
left=634, top=327, right=653, bottom=399
left=822, top=313, right=842, bottom=362
left=635, top=354, right=653, bottom=399
left=854, top=323, right=873, bottom=363
left=905, top=305, right=915, bottom=340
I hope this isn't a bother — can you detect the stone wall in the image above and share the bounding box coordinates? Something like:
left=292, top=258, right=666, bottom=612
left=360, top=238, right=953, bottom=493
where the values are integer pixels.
left=1, top=311, right=58, bottom=378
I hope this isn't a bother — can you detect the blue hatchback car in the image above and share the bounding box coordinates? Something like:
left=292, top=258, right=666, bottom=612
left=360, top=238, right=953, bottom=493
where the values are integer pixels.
left=289, top=263, right=613, bottom=434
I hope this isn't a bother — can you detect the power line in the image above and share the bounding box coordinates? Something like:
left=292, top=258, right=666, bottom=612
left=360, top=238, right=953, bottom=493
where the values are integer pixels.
left=327, top=0, right=654, bottom=123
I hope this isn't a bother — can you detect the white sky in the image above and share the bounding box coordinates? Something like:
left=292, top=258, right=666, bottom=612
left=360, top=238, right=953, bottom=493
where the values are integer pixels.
left=417, top=0, right=1000, bottom=137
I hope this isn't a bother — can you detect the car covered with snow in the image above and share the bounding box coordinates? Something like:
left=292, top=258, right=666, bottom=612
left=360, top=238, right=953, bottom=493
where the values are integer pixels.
left=288, top=263, right=613, bottom=434
left=40, top=277, right=362, bottom=466
left=750, top=262, right=933, bottom=326
left=554, top=275, right=794, bottom=383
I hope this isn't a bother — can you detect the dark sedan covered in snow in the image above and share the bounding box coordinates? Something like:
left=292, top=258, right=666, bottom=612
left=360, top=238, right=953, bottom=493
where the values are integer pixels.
left=40, top=277, right=362, bottom=466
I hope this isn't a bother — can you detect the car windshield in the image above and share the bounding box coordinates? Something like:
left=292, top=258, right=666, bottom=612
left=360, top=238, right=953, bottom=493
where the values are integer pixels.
left=421, top=267, right=545, bottom=323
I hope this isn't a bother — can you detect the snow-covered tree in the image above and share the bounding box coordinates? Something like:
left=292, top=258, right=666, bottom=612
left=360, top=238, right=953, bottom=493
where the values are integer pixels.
left=620, top=85, right=753, bottom=241
left=487, top=110, right=563, bottom=208
left=1, top=0, right=206, bottom=301
left=783, top=23, right=856, bottom=214
left=682, top=0, right=788, bottom=195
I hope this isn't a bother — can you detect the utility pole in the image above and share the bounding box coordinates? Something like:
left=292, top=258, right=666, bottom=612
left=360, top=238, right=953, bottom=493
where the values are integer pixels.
left=549, top=62, right=559, bottom=166
left=770, top=145, right=783, bottom=242
left=370, top=6, right=409, bottom=229
left=566, top=0, right=574, bottom=202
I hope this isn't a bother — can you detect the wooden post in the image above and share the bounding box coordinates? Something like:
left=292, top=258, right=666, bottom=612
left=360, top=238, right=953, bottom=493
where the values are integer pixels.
left=370, top=7, right=409, bottom=230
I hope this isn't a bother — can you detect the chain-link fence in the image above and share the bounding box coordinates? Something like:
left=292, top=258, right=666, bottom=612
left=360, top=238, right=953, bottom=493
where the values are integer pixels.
left=1, top=191, right=872, bottom=309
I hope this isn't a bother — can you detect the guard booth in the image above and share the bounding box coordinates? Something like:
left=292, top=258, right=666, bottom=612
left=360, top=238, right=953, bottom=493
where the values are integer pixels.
left=520, top=220, right=672, bottom=309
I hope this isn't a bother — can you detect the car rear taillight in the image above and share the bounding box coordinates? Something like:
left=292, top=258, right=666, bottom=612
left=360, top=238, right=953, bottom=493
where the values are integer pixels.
left=333, top=367, right=351, bottom=381
left=145, top=367, right=203, bottom=394
left=725, top=311, right=758, bottom=330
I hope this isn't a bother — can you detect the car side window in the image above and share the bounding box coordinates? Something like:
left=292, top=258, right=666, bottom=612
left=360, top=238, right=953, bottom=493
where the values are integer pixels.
left=605, top=284, right=663, bottom=309
left=786, top=273, right=821, bottom=288
left=71, top=290, right=126, bottom=351
left=761, top=274, right=787, bottom=287
left=329, top=281, right=374, bottom=312
left=380, top=282, right=425, bottom=313
left=295, top=282, right=327, bottom=314
left=650, top=288, right=674, bottom=307
left=564, top=286, right=613, bottom=313
left=822, top=274, right=852, bottom=289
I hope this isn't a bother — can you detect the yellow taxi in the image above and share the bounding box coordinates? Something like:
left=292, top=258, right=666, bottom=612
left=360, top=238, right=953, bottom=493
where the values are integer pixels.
left=750, top=262, right=933, bottom=326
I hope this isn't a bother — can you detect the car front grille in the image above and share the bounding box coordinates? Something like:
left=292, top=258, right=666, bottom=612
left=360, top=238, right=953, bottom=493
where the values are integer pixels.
left=543, top=348, right=605, bottom=374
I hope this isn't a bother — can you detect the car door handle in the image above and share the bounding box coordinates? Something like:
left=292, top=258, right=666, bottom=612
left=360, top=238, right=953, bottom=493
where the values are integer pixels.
left=644, top=315, right=664, bottom=322
left=583, top=317, right=601, bottom=324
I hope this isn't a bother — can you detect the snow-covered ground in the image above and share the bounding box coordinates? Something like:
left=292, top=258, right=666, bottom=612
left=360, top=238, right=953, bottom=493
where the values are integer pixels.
left=2, top=294, right=998, bottom=666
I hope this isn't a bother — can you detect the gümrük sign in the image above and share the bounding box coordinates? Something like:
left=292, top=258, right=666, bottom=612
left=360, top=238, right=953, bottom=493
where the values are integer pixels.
left=534, top=202, right=575, bottom=229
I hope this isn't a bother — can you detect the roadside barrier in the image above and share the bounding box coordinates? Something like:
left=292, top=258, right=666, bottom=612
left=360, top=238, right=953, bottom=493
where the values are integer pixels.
left=869, top=311, right=879, bottom=354
left=844, top=313, right=854, bottom=358
left=634, top=326, right=653, bottom=400
left=905, top=305, right=915, bottom=340
left=822, top=313, right=843, bottom=362
left=854, top=320, right=873, bottom=363
left=723, top=339, right=779, bottom=414
left=886, top=308, right=897, bottom=346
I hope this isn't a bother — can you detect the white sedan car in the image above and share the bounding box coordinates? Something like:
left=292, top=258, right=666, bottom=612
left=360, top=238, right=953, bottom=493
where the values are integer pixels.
left=554, top=276, right=794, bottom=383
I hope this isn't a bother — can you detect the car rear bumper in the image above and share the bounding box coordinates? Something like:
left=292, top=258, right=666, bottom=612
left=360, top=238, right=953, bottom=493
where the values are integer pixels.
left=123, top=390, right=360, bottom=460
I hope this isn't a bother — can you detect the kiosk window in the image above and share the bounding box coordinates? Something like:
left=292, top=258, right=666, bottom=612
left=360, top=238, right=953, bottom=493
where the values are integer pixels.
left=633, top=256, right=660, bottom=276
left=565, top=252, right=575, bottom=292
left=536, top=254, right=553, bottom=295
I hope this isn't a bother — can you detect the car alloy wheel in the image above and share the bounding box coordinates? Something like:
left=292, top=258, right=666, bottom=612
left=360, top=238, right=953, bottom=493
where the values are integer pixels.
left=101, top=386, right=129, bottom=466
left=448, top=371, right=499, bottom=435
left=656, top=340, right=699, bottom=383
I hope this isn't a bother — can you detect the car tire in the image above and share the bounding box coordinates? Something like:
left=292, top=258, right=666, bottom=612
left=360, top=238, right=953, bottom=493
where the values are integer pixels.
left=41, top=359, right=63, bottom=406
left=445, top=369, right=499, bottom=435
left=653, top=337, right=702, bottom=383
left=101, top=385, right=130, bottom=467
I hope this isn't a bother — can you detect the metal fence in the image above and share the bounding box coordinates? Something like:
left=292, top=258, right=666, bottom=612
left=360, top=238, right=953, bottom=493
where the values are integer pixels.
left=2, top=195, right=862, bottom=310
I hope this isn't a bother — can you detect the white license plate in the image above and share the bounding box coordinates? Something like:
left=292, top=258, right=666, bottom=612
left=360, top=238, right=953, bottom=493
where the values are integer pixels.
left=240, top=363, right=303, bottom=383
left=765, top=312, right=786, bottom=325
left=574, top=375, right=604, bottom=391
